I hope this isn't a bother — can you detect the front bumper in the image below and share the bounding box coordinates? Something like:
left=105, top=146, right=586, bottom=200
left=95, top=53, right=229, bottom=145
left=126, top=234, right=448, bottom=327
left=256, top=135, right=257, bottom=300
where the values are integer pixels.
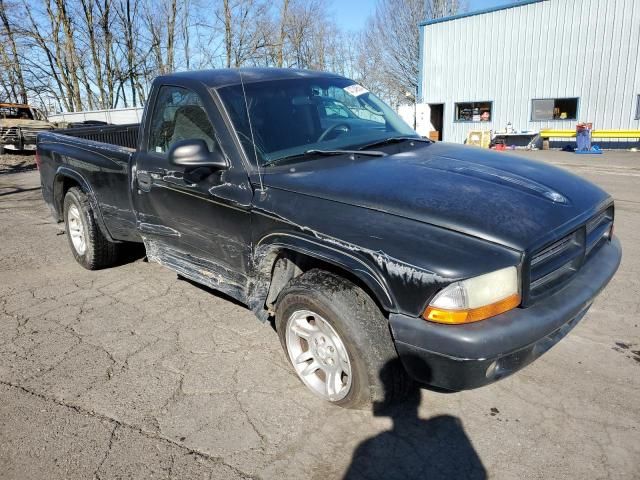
left=389, top=237, right=622, bottom=391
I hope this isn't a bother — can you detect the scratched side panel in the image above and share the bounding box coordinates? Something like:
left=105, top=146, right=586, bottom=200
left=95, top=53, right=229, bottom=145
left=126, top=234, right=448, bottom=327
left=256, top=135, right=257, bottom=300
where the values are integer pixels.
left=38, top=132, right=140, bottom=242
left=143, top=237, right=248, bottom=304
left=251, top=186, right=521, bottom=318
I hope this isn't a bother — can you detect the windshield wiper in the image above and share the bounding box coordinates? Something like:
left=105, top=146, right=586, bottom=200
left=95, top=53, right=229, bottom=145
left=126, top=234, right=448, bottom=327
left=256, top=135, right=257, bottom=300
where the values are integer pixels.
left=264, top=149, right=385, bottom=167
left=305, top=149, right=386, bottom=157
left=358, top=136, right=432, bottom=150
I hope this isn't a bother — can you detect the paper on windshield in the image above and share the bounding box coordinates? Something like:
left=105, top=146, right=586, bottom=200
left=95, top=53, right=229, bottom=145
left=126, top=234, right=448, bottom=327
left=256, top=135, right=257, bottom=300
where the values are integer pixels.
left=343, top=84, right=369, bottom=97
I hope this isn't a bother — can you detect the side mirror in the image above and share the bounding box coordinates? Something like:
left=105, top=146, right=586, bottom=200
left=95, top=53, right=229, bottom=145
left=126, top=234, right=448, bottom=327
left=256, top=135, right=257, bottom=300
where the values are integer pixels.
left=168, top=139, right=228, bottom=170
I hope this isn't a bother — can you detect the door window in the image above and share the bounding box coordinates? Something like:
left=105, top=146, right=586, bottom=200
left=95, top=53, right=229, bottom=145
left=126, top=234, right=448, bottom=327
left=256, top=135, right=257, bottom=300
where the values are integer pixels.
left=147, top=85, right=216, bottom=154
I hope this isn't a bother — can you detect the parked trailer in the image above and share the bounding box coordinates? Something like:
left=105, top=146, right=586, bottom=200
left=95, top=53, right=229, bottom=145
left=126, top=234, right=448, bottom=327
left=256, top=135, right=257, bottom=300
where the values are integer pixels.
left=48, top=107, right=144, bottom=125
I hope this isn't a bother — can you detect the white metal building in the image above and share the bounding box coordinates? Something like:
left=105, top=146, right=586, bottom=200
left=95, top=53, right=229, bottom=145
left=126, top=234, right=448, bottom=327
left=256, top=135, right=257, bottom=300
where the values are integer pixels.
left=417, top=0, right=640, bottom=143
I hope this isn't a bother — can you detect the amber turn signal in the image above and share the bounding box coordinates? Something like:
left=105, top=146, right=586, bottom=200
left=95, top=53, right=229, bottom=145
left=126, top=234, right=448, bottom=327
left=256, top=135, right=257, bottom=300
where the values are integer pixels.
left=423, top=293, right=521, bottom=325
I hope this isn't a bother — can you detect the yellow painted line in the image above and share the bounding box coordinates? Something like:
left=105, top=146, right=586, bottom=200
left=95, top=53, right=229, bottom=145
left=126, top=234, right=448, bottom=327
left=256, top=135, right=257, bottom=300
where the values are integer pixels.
left=540, top=129, right=640, bottom=139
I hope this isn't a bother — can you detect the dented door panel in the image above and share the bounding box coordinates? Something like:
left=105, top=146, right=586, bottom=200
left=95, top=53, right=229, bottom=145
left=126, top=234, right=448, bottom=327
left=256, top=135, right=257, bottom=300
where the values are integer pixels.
left=39, top=135, right=139, bottom=242
left=132, top=81, right=254, bottom=294
left=250, top=184, right=522, bottom=318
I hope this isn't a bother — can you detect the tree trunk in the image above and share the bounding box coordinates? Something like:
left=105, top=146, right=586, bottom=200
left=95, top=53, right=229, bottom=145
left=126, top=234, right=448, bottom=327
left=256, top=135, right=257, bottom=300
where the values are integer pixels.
left=277, top=0, right=289, bottom=67
left=0, top=0, right=27, bottom=103
left=223, top=0, right=232, bottom=68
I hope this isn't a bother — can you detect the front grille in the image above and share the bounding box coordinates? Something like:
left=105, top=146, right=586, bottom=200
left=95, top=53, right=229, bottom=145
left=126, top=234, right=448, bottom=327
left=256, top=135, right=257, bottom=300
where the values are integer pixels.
left=0, top=127, right=19, bottom=143
left=526, top=206, right=613, bottom=304
left=0, top=126, right=53, bottom=145
left=586, top=207, right=613, bottom=255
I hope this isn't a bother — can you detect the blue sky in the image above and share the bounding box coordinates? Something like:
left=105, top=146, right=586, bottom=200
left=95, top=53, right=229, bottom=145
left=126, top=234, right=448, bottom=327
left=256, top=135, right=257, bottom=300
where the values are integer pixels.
left=330, top=0, right=516, bottom=31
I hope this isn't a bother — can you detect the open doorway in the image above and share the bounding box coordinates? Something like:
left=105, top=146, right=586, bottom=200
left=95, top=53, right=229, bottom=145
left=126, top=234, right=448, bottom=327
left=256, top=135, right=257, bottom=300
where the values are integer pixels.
left=428, top=103, right=444, bottom=141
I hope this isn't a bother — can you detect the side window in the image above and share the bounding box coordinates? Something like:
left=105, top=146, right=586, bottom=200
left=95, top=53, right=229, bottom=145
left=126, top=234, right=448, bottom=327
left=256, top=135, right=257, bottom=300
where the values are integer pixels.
left=147, top=85, right=216, bottom=154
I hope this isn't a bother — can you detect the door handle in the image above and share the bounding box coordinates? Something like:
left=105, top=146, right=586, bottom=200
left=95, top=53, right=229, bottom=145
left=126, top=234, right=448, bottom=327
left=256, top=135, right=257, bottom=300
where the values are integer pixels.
left=137, top=171, right=152, bottom=192
left=163, top=170, right=198, bottom=188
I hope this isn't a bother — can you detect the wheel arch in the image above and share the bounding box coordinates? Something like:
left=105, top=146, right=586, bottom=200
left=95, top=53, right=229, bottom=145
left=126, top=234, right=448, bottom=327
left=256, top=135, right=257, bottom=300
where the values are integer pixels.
left=253, top=235, right=397, bottom=317
left=53, top=167, right=116, bottom=242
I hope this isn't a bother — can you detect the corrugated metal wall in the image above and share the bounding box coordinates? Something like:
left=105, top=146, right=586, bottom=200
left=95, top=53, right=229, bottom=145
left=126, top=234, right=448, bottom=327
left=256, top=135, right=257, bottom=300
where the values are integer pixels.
left=419, top=0, right=640, bottom=143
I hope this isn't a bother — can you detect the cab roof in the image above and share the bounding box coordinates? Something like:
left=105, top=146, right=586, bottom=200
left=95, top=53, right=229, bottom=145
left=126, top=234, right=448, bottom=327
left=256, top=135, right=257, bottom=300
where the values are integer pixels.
left=154, top=68, right=345, bottom=90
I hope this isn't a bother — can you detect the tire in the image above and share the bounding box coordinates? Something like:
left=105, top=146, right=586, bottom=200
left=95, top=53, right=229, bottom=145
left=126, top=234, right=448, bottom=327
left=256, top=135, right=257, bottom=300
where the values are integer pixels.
left=63, top=187, right=118, bottom=270
left=275, top=269, right=409, bottom=409
left=0, top=145, right=5, bottom=155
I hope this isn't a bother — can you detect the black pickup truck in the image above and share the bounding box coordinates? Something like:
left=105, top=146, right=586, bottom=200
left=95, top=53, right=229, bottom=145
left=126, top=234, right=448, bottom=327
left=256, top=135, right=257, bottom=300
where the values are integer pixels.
left=37, top=68, right=621, bottom=408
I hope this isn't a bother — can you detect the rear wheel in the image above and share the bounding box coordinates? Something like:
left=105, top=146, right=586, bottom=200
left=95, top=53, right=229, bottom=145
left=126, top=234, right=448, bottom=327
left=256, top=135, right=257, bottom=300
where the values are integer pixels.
left=63, top=187, right=118, bottom=269
left=276, top=269, right=409, bottom=409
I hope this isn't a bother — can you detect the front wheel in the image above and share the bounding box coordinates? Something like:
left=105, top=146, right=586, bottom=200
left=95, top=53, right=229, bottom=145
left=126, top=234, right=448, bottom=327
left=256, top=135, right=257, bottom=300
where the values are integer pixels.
left=276, top=269, right=409, bottom=409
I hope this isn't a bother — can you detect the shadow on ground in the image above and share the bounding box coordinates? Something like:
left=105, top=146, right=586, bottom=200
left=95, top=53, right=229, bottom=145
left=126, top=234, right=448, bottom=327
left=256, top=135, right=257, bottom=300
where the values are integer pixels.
left=344, top=357, right=486, bottom=480
left=116, top=242, right=147, bottom=266
left=176, top=273, right=250, bottom=309
left=0, top=185, right=41, bottom=196
left=0, top=152, right=37, bottom=175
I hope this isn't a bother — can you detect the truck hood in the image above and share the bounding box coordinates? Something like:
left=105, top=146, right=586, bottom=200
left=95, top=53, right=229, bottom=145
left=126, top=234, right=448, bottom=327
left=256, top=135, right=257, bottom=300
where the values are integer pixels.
left=261, top=142, right=611, bottom=251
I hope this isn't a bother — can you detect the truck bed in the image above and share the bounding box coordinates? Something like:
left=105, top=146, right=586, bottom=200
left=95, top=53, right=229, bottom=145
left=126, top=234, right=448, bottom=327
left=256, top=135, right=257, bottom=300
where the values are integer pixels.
left=37, top=128, right=139, bottom=243
left=53, top=123, right=140, bottom=150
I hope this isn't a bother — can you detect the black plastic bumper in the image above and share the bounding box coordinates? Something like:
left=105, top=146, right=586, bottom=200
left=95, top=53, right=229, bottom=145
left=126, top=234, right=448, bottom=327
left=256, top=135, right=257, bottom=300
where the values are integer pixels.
left=389, top=237, right=622, bottom=391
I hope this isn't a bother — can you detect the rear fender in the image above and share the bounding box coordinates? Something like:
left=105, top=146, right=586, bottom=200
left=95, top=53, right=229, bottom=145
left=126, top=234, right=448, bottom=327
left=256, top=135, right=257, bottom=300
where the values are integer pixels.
left=53, top=166, right=116, bottom=242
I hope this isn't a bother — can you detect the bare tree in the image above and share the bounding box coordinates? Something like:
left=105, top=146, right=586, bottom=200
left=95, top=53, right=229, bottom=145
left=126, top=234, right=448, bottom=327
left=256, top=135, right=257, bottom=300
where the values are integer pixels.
left=0, top=0, right=28, bottom=103
left=276, top=0, right=289, bottom=67
left=114, top=0, right=146, bottom=107
left=181, top=0, right=191, bottom=70
left=358, top=0, right=463, bottom=105
left=218, top=0, right=273, bottom=68
left=1, top=0, right=457, bottom=113
left=166, top=0, right=178, bottom=72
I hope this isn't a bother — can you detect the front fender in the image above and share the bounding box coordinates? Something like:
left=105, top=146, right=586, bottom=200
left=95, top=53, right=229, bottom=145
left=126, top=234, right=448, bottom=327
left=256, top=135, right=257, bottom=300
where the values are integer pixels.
left=255, top=231, right=401, bottom=313
left=250, top=190, right=522, bottom=317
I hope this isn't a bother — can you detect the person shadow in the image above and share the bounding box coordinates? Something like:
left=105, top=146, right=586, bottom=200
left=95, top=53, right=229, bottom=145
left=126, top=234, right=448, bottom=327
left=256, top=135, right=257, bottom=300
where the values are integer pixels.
left=343, top=356, right=487, bottom=480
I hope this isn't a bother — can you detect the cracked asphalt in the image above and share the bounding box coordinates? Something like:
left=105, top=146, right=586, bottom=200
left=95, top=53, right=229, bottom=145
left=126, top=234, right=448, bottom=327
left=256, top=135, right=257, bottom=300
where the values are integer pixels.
left=0, top=150, right=639, bottom=479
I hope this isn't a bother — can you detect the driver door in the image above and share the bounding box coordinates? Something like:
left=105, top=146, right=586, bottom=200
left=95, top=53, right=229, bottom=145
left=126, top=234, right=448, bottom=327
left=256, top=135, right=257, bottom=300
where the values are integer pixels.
left=133, top=84, right=253, bottom=294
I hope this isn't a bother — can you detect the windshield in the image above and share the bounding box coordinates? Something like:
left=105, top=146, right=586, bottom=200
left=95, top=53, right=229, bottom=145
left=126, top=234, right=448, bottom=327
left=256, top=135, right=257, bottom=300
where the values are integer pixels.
left=217, top=77, right=417, bottom=166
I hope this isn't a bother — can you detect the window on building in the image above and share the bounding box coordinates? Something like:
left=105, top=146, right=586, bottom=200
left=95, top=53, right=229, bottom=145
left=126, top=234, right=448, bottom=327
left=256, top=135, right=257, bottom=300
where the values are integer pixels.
left=531, top=98, right=578, bottom=121
left=454, top=102, right=492, bottom=122
left=635, top=94, right=640, bottom=120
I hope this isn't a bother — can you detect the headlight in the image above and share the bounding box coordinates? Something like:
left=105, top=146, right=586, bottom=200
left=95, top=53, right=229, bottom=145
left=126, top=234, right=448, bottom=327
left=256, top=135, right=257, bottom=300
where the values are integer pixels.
left=423, top=266, right=521, bottom=324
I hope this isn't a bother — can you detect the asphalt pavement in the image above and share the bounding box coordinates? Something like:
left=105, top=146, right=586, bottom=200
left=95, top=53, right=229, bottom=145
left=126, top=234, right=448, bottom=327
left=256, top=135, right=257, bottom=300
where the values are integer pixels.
left=0, top=149, right=638, bottom=479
